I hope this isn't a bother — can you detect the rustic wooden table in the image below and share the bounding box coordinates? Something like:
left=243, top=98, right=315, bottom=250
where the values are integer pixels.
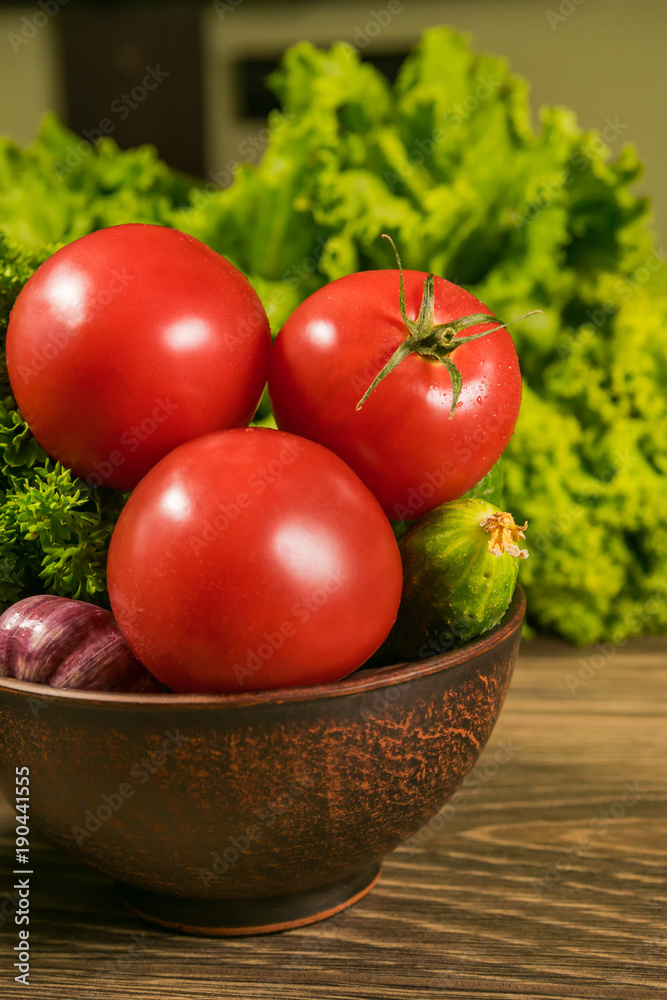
left=0, top=638, right=664, bottom=999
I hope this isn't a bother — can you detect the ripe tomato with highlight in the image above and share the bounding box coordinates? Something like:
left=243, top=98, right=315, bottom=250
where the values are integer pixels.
left=7, top=224, right=271, bottom=489
left=107, top=428, right=403, bottom=693
left=269, top=260, right=523, bottom=521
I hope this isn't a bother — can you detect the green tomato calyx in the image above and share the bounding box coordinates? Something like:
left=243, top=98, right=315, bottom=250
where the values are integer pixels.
left=355, top=234, right=541, bottom=417
left=480, top=510, right=529, bottom=559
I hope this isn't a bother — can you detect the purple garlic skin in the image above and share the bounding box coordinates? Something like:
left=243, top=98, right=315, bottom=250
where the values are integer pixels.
left=0, top=595, right=160, bottom=693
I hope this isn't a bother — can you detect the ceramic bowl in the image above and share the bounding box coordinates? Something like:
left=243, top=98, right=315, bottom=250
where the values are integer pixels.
left=0, top=586, right=525, bottom=936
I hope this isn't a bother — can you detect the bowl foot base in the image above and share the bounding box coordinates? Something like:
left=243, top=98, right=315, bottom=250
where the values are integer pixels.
left=115, top=862, right=381, bottom=937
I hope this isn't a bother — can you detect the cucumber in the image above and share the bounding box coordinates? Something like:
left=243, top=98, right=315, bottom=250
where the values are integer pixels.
left=377, top=498, right=528, bottom=665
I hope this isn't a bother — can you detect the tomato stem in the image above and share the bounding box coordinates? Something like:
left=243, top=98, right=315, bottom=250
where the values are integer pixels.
left=356, top=341, right=414, bottom=410
left=355, top=234, right=542, bottom=417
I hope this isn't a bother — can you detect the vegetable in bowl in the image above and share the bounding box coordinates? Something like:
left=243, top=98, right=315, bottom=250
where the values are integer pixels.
left=0, top=594, right=159, bottom=692
left=107, top=428, right=403, bottom=693
left=6, top=224, right=271, bottom=490
left=375, top=499, right=529, bottom=666
left=269, top=236, right=531, bottom=522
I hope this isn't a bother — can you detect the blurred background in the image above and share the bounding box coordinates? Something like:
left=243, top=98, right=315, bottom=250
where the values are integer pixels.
left=0, top=0, right=665, bottom=240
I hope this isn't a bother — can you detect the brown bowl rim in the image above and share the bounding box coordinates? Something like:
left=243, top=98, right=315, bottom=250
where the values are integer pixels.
left=0, top=586, right=525, bottom=711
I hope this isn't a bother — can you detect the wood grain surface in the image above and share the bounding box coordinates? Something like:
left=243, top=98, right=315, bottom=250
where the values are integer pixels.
left=0, top=637, right=665, bottom=999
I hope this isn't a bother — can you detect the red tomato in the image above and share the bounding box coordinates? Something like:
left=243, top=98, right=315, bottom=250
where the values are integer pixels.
left=107, top=428, right=402, bottom=693
left=268, top=268, right=522, bottom=520
left=6, top=224, right=271, bottom=489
